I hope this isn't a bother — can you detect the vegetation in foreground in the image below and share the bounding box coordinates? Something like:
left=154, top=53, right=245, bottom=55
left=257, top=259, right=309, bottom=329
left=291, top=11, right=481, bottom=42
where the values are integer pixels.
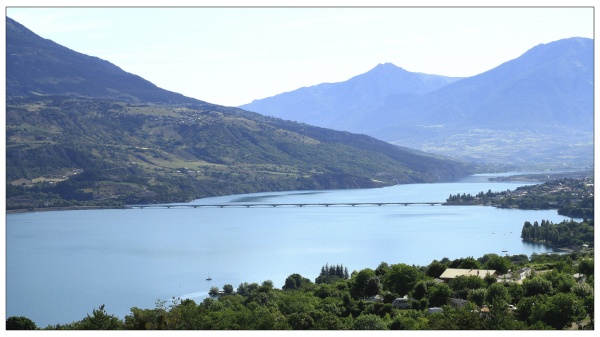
left=7, top=251, right=594, bottom=330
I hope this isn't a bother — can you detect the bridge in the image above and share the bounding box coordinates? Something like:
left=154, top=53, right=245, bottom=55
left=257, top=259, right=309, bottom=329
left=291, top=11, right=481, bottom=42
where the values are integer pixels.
left=129, top=202, right=444, bottom=209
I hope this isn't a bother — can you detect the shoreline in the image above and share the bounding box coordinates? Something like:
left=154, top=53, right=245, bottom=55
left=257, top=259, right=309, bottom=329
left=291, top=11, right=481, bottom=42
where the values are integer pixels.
left=6, top=205, right=132, bottom=214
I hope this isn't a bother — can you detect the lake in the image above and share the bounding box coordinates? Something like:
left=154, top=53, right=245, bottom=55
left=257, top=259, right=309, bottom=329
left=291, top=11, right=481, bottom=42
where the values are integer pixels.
left=5, top=173, right=575, bottom=327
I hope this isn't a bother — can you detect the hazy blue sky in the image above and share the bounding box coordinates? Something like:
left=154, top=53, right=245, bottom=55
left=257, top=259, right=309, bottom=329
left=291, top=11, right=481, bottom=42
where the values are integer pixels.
left=5, top=4, right=594, bottom=107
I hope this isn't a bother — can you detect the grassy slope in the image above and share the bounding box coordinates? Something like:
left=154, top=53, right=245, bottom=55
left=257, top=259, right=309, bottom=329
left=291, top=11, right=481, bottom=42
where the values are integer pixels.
left=6, top=96, right=473, bottom=208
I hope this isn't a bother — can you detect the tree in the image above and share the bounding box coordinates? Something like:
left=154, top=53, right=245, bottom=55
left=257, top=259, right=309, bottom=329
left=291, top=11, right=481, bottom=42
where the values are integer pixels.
left=457, top=257, right=481, bottom=269
left=311, top=310, right=349, bottom=330
left=6, top=316, right=37, bottom=330
left=261, top=280, right=274, bottom=291
left=583, top=294, right=594, bottom=328
left=352, top=314, right=386, bottom=330
left=483, top=254, right=511, bottom=274
left=208, top=286, right=220, bottom=297
left=223, top=284, right=234, bottom=295
left=167, top=298, right=202, bottom=330
left=572, top=282, right=593, bottom=298
left=483, top=298, right=525, bottom=330
left=578, top=258, right=594, bottom=276
left=516, top=295, right=544, bottom=323
left=427, top=305, right=485, bottom=330
left=522, top=277, right=553, bottom=297
left=389, top=310, right=428, bottom=330
left=237, top=282, right=259, bottom=296
left=74, top=304, right=123, bottom=330
left=541, top=270, right=575, bottom=293
left=383, top=264, right=423, bottom=297
left=363, top=276, right=382, bottom=297
left=533, top=292, right=587, bottom=329
left=467, top=288, right=487, bottom=307
left=426, top=260, right=447, bottom=278
left=283, top=273, right=312, bottom=291
left=287, top=312, right=314, bottom=330
left=449, top=275, right=486, bottom=299
left=375, top=262, right=390, bottom=277
left=483, top=273, right=497, bottom=286
left=350, top=268, right=376, bottom=299
left=485, top=283, right=511, bottom=306
left=427, top=283, right=452, bottom=307
left=505, top=282, right=525, bottom=305
left=316, top=264, right=349, bottom=284
left=412, top=281, right=429, bottom=300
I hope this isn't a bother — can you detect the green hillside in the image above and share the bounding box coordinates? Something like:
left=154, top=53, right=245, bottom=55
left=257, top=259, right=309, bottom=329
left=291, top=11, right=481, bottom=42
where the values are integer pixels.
left=6, top=96, right=473, bottom=209
left=6, top=17, right=473, bottom=210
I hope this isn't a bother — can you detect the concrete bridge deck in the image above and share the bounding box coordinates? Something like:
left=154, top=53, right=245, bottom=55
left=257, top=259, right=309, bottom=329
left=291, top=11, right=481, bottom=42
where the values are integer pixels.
left=130, top=202, right=444, bottom=209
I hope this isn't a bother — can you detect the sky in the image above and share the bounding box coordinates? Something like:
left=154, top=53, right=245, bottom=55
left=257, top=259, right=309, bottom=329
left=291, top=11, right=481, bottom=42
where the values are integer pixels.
left=4, top=2, right=595, bottom=107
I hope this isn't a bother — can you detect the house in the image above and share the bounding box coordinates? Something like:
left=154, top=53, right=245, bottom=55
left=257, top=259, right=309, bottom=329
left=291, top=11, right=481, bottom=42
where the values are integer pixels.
left=573, top=273, right=587, bottom=283
left=365, top=294, right=383, bottom=303
left=438, top=268, right=498, bottom=283
left=427, top=307, right=443, bottom=314
left=497, top=267, right=532, bottom=283
left=392, top=296, right=412, bottom=309
left=479, top=305, right=490, bottom=319
left=448, top=298, right=469, bottom=309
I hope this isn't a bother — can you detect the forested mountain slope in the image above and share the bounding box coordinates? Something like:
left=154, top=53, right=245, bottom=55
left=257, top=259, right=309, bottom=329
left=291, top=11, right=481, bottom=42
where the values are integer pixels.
left=6, top=17, right=473, bottom=209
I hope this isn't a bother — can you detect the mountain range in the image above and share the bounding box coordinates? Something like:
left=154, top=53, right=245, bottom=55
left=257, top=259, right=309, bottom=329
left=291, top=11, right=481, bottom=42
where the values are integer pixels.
left=240, top=63, right=462, bottom=128
left=240, top=37, right=594, bottom=167
left=5, top=17, right=472, bottom=209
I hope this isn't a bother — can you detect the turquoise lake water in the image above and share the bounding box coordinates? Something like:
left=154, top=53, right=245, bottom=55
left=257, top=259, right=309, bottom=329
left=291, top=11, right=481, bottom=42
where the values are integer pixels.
left=5, top=173, right=574, bottom=327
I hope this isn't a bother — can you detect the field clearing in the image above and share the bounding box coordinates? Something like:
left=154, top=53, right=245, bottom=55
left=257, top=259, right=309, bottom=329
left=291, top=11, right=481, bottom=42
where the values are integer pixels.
left=125, top=105, right=181, bottom=117
left=31, top=177, right=66, bottom=183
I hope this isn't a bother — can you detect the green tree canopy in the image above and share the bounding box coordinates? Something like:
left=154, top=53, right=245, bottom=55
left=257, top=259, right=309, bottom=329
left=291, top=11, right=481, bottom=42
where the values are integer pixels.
left=449, top=275, right=487, bottom=299
left=523, top=277, right=554, bottom=297
left=486, top=283, right=511, bottom=306
left=383, top=264, right=423, bottom=297
left=531, top=292, right=587, bottom=329
left=352, top=314, right=386, bottom=330
left=283, top=273, right=312, bottom=291
left=425, top=260, right=447, bottom=278
left=578, top=258, right=594, bottom=276
left=482, top=254, right=511, bottom=274
left=6, top=316, right=37, bottom=330
left=223, top=284, right=234, bottom=295
left=350, top=268, right=376, bottom=299
left=73, top=304, right=123, bottom=330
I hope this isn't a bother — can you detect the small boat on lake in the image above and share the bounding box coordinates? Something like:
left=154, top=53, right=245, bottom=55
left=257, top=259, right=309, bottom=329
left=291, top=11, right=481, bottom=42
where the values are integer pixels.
left=206, top=274, right=212, bottom=281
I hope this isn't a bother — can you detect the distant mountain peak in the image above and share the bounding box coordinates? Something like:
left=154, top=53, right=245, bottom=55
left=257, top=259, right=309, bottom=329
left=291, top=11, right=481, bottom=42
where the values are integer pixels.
left=240, top=62, right=461, bottom=127
left=240, top=37, right=592, bottom=166
left=373, top=62, right=402, bottom=69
